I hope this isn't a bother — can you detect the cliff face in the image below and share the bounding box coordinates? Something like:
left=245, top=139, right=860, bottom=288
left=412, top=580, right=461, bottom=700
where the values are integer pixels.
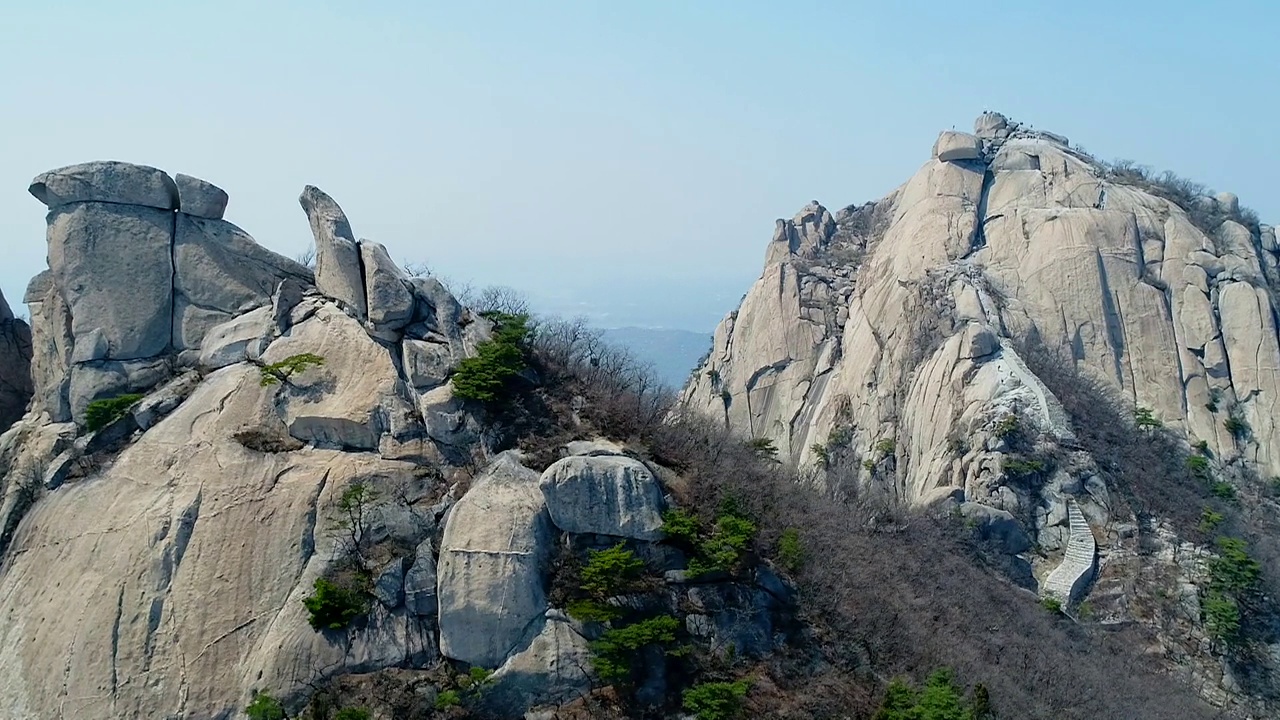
left=0, top=163, right=789, bottom=720
left=685, top=113, right=1278, bottom=494
left=0, top=163, right=497, bottom=718
left=681, top=112, right=1280, bottom=712
left=0, top=290, right=32, bottom=434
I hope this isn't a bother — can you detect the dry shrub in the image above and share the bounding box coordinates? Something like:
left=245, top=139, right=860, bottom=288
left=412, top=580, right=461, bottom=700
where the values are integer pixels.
left=513, top=326, right=1222, bottom=719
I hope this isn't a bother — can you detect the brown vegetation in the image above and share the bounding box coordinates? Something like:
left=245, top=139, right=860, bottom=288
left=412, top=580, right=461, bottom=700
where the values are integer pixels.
left=511, top=318, right=1224, bottom=719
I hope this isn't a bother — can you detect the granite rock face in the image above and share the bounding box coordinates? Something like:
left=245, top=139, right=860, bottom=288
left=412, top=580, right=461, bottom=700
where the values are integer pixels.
left=681, top=111, right=1278, bottom=714
left=174, top=173, right=229, bottom=219
left=685, top=111, right=1280, bottom=499
left=22, top=162, right=314, bottom=422
left=436, top=453, right=553, bottom=668
left=0, top=166, right=491, bottom=718
left=0, top=290, right=33, bottom=432
left=299, top=185, right=368, bottom=320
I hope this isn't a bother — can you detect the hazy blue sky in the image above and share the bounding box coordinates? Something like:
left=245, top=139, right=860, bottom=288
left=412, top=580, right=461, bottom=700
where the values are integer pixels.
left=1, top=1, right=1275, bottom=330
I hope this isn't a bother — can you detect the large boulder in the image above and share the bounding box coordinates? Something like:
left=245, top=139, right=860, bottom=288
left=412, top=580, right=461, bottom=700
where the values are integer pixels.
left=359, top=240, right=415, bottom=331
left=46, top=202, right=174, bottom=361
left=539, top=455, right=666, bottom=540
left=437, top=453, right=553, bottom=667
left=198, top=306, right=275, bottom=370
left=958, top=502, right=1032, bottom=555
left=29, top=161, right=178, bottom=210
left=174, top=173, right=229, bottom=220
left=484, top=613, right=592, bottom=715
left=172, top=214, right=313, bottom=351
left=932, top=131, right=983, bottom=162
left=298, top=186, right=367, bottom=319
left=0, top=290, right=33, bottom=432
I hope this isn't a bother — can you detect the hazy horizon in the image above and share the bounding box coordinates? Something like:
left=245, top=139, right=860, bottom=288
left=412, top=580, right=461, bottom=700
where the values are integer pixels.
left=2, top=1, right=1277, bottom=331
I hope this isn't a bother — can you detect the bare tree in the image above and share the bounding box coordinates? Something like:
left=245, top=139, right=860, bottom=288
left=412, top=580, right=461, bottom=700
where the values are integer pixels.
left=295, top=245, right=316, bottom=270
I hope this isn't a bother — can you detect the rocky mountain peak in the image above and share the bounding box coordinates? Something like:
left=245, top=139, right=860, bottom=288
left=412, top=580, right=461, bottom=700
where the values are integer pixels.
left=0, top=116, right=1276, bottom=718
left=682, top=112, right=1279, bottom=714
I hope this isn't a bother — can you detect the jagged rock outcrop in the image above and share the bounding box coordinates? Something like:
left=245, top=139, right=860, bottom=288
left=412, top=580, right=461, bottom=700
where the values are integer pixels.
left=23, top=162, right=314, bottom=424
left=681, top=112, right=1278, bottom=714
left=0, top=291, right=33, bottom=433
left=685, top=112, right=1279, bottom=502
left=299, top=185, right=368, bottom=320
left=0, top=166, right=495, bottom=719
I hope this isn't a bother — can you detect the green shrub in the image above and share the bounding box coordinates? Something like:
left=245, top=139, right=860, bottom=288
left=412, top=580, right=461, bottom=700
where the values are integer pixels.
left=567, top=598, right=622, bottom=623
left=993, top=414, right=1019, bottom=438
left=918, top=669, right=974, bottom=720
left=1193, top=439, right=1210, bottom=455
left=259, top=353, right=325, bottom=386
left=1210, top=481, right=1237, bottom=500
left=810, top=442, right=830, bottom=466
left=1209, top=537, right=1260, bottom=595
left=1003, top=456, right=1045, bottom=478
left=875, top=678, right=919, bottom=720
left=1075, top=602, right=1093, bottom=620
left=83, top=393, right=145, bottom=432
left=873, top=437, right=896, bottom=457
left=245, top=691, right=286, bottom=720
left=660, top=508, right=700, bottom=545
left=828, top=425, right=854, bottom=448
left=747, top=437, right=777, bottom=458
left=1187, top=454, right=1211, bottom=480
left=1224, top=414, right=1249, bottom=440
left=333, top=709, right=371, bottom=720
left=778, top=528, right=804, bottom=572
left=580, top=543, right=645, bottom=597
left=690, top=513, right=756, bottom=578
left=452, top=314, right=529, bottom=403
left=302, top=576, right=370, bottom=630
left=682, top=679, right=750, bottom=720
left=590, top=615, right=680, bottom=681
left=663, top=505, right=756, bottom=579
left=1199, top=508, right=1225, bottom=534
left=464, top=666, right=494, bottom=688
left=875, top=669, right=976, bottom=720
left=1134, top=406, right=1162, bottom=429
left=1040, top=597, right=1062, bottom=614
left=1203, top=590, right=1241, bottom=644
left=434, top=689, right=461, bottom=709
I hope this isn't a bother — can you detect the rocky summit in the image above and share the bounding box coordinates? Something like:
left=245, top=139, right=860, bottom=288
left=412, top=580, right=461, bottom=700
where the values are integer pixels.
left=683, top=112, right=1280, bottom=715
left=0, top=114, right=1276, bottom=720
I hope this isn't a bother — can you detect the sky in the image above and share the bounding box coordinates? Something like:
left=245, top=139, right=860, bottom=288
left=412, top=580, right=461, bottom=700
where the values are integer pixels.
left=0, top=1, right=1276, bottom=331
